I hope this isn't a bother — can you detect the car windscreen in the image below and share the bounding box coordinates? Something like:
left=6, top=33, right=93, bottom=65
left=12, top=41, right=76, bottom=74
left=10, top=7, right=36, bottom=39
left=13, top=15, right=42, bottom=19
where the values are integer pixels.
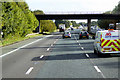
left=82, top=32, right=87, bottom=34
left=65, top=32, right=70, bottom=34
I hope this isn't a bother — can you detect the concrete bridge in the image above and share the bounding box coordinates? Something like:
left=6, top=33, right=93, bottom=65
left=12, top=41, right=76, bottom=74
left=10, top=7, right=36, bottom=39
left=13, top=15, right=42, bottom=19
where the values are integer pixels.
left=35, top=14, right=120, bottom=32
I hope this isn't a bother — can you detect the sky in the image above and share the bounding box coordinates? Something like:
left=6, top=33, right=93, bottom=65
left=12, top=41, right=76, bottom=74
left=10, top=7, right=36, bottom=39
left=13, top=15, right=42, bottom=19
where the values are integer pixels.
left=25, top=0, right=120, bottom=23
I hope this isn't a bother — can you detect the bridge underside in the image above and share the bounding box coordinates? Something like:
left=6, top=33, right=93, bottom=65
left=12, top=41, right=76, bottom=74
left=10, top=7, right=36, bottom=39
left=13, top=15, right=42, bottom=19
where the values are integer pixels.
left=35, top=14, right=120, bottom=32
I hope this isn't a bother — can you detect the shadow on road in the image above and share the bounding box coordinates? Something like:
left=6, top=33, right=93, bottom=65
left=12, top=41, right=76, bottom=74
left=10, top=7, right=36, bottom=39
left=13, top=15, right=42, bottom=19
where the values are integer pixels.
left=32, top=53, right=88, bottom=61
left=31, top=53, right=108, bottom=61
left=31, top=52, right=120, bottom=61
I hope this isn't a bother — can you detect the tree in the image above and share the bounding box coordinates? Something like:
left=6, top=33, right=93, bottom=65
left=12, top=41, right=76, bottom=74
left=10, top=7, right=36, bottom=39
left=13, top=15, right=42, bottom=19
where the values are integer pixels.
left=33, top=10, right=44, bottom=15
left=2, top=1, right=39, bottom=39
left=112, top=1, right=120, bottom=14
left=91, top=21, right=98, bottom=26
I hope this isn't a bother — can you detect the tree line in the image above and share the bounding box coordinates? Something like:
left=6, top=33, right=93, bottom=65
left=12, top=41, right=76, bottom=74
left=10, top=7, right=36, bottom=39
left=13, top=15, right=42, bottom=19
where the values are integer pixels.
left=33, top=10, right=56, bottom=33
left=55, top=20, right=80, bottom=28
left=98, top=1, right=120, bottom=29
left=1, top=1, right=56, bottom=40
left=1, top=1, right=39, bottom=39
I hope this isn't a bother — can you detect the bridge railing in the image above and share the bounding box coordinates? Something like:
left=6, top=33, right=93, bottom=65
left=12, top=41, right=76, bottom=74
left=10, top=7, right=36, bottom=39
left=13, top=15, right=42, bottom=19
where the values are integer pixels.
left=44, top=11, right=105, bottom=14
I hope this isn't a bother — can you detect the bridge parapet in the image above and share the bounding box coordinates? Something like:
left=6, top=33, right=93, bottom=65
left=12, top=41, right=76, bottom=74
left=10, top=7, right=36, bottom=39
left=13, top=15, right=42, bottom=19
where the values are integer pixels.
left=45, top=11, right=105, bottom=14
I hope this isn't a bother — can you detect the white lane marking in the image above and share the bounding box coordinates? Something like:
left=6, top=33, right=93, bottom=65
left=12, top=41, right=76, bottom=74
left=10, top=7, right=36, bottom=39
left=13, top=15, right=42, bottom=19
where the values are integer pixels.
left=77, top=41, right=78, bottom=42
left=51, top=44, right=53, bottom=47
left=47, top=48, right=50, bottom=51
left=94, top=66, right=101, bottom=73
left=86, top=54, right=89, bottom=58
left=54, top=41, right=56, bottom=44
left=25, top=67, right=34, bottom=75
left=81, top=47, right=84, bottom=50
left=40, top=55, right=44, bottom=58
left=79, top=44, right=81, bottom=46
left=0, top=35, right=53, bottom=58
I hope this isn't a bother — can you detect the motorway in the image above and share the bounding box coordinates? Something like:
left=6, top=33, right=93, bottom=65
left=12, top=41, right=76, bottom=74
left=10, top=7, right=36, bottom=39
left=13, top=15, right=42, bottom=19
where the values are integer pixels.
left=1, top=30, right=120, bottom=79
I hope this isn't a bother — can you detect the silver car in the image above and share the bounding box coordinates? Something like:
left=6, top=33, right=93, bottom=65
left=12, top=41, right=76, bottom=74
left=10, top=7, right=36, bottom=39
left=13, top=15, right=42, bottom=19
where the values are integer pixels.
left=63, top=31, right=71, bottom=38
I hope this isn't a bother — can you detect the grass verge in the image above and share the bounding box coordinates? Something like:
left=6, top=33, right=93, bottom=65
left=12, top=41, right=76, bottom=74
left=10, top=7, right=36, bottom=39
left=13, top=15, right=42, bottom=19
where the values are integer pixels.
left=0, top=33, right=43, bottom=47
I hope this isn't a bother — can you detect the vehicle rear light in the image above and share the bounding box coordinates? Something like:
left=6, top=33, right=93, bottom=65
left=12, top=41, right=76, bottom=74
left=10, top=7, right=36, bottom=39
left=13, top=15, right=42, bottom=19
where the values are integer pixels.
left=87, top=34, right=89, bottom=36
left=80, top=34, right=81, bottom=36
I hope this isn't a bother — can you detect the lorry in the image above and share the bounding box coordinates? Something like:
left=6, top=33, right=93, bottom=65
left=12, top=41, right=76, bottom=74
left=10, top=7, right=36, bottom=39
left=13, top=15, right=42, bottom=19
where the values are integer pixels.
left=59, top=24, right=65, bottom=32
left=94, top=29, right=120, bottom=56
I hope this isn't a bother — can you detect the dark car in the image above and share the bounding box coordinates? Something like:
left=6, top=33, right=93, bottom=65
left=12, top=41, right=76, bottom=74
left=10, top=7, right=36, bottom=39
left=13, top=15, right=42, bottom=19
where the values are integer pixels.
left=79, top=31, right=89, bottom=39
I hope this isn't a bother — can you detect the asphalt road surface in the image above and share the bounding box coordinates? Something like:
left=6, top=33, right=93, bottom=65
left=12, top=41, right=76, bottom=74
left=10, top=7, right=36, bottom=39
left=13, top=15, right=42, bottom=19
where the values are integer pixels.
left=1, top=31, right=120, bottom=79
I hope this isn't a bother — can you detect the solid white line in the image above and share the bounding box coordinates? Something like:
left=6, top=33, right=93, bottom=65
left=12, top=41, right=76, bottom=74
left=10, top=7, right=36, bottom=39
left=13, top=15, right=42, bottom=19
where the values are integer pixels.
left=81, top=47, right=84, bottom=50
left=40, top=55, right=44, bottom=58
left=86, top=54, right=89, bottom=58
left=94, top=66, right=101, bottom=73
left=25, top=67, right=34, bottom=75
left=0, top=35, right=53, bottom=58
left=47, top=48, right=50, bottom=51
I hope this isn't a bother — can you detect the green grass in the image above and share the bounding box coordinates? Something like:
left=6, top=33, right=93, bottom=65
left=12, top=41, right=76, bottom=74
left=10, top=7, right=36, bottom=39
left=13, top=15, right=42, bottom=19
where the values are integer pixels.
left=0, top=30, right=58, bottom=47
left=0, top=33, right=43, bottom=47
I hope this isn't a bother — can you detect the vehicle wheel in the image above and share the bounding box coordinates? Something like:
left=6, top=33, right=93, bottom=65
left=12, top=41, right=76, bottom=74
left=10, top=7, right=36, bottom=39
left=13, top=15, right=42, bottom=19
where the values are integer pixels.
left=79, top=36, right=81, bottom=39
left=94, top=49, right=97, bottom=54
left=103, top=54, right=111, bottom=57
left=97, top=51, right=103, bottom=57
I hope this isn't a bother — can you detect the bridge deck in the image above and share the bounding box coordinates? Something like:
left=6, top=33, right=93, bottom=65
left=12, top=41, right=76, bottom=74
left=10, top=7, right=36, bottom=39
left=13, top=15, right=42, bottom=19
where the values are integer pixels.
left=35, top=14, right=120, bottom=20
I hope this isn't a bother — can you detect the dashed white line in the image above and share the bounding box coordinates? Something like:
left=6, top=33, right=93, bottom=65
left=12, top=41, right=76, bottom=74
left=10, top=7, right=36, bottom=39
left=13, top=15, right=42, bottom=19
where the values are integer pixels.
left=47, top=48, right=50, bottom=51
left=77, top=41, right=78, bottom=42
left=25, top=67, right=34, bottom=75
left=79, top=44, right=81, bottom=46
left=51, top=44, right=53, bottom=47
left=54, top=41, right=56, bottom=44
left=81, top=47, right=84, bottom=50
left=40, top=55, right=44, bottom=58
left=86, top=54, right=89, bottom=58
left=94, top=66, right=101, bottom=73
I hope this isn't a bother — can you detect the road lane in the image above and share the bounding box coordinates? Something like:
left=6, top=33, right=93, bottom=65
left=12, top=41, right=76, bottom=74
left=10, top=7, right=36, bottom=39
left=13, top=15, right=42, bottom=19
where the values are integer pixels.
left=74, top=34, right=119, bottom=78
left=2, top=35, right=60, bottom=78
left=36, top=34, right=103, bottom=78
left=2, top=32, right=119, bottom=79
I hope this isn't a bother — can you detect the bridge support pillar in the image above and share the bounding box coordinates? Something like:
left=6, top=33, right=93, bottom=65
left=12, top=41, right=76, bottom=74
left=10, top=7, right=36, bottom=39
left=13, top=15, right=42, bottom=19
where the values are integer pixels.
left=87, top=18, right=91, bottom=33
left=114, top=22, right=116, bottom=30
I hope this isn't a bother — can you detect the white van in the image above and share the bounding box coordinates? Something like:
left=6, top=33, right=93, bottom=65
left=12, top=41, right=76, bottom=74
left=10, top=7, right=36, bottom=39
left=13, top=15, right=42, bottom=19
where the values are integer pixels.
left=94, top=30, right=120, bottom=56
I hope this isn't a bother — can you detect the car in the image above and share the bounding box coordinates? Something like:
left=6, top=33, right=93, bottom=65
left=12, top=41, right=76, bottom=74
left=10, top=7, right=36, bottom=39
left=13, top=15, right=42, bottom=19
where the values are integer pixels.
left=71, top=27, right=74, bottom=30
left=63, top=31, right=71, bottom=38
left=79, top=31, right=89, bottom=39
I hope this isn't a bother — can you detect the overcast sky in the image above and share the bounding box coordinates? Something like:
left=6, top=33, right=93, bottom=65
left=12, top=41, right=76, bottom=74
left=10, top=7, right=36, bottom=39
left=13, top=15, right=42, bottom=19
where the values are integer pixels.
left=25, top=0, right=120, bottom=22
left=25, top=0, right=119, bottom=13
